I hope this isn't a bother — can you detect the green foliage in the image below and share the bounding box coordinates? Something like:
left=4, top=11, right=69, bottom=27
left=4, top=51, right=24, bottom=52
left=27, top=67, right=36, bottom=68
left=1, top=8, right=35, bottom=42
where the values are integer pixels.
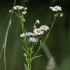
left=0, top=0, right=70, bottom=70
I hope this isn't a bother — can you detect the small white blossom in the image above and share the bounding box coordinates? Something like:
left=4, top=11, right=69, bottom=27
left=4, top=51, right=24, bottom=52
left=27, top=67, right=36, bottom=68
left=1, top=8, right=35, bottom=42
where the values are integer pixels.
left=28, top=37, right=38, bottom=43
left=13, top=5, right=24, bottom=10
left=50, top=5, right=62, bottom=12
left=60, top=13, right=63, bottom=17
left=20, top=33, right=27, bottom=37
left=36, top=20, right=40, bottom=24
left=33, top=28, right=44, bottom=35
left=40, top=25, right=49, bottom=31
left=27, top=32, right=36, bottom=36
left=20, top=32, right=36, bottom=37
left=22, top=11, right=27, bottom=15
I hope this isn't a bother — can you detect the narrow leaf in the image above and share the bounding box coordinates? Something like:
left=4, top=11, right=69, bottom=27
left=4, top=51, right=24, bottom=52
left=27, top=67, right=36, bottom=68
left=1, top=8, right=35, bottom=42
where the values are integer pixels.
left=32, top=55, right=42, bottom=60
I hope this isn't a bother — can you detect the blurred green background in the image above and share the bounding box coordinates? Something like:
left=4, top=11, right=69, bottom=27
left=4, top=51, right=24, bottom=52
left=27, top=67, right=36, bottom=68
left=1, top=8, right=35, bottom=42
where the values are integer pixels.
left=0, top=0, right=70, bottom=70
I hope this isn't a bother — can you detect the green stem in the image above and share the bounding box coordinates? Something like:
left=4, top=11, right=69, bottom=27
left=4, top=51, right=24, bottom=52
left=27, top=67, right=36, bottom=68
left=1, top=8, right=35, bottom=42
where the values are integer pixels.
left=21, top=19, right=25, bottom=32
left=33, top=14, right=57, bottom=58
left=43, top=15, right=57, bottom=43
left=29, top=55, right=31, bottom=70
left=1, top=0, right=17, bottom=70
left=29, top=43, right=34, bottom=70
left=13, top=11, right=20, bottom=18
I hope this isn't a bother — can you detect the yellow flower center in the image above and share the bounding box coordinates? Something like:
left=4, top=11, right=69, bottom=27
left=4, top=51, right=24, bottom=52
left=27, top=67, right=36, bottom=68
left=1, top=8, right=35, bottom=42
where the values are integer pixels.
left=55, top=7, right=58, bottom=11
left=43, top=26, right=46, bottom=30
left=36, top=29, right=41, bottom=33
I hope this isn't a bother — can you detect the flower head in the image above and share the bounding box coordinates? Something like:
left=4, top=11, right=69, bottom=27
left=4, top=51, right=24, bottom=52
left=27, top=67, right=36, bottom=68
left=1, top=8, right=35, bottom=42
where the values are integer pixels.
left=60, top=13, right=63, bottom=17
left=20, top=33, right=27, bottom=37
left=50, top=5, right=62, bottom=12
left=27, top=32, right=36, bottom=36
left=13, top=5, right=24, bottom=10
left=22, top=11, right=27, bottom=15
left=40, top=25, right=49, bottom=31
left=20, top=32, right=36, bottom=37
left=36, top=20, right=40, bottom=24
left=33, top=25, right=36, bottom=28
left=28, top=37, right=38, bottom=43
left=24, top=7, right=27, bottom=10
left=33, top=28, right=44, bottom=35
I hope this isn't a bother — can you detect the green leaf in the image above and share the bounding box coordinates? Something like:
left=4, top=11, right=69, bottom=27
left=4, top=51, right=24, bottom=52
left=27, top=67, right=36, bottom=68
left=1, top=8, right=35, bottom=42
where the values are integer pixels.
left=27, top=58, right=31, bottom=65
left=30, top=47, right=32, bottom=53
left=30, top=47, right=34, bottom=54
left=22, top=46, right=27, bottom=52
left=24, top=63, right=28, bottom=70
left=32, top=55, right=42, bottom=60
left=40, top=40, right=43, bottom=46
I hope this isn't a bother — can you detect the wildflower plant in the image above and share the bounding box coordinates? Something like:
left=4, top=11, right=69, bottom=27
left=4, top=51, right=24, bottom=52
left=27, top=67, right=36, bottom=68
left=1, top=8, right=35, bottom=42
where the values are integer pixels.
left=9, top=5, right=63, bottom=70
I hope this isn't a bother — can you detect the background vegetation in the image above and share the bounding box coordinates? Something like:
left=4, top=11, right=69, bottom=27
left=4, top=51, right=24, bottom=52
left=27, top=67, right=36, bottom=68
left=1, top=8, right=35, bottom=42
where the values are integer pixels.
left=0, top=0, right=70, bottom=70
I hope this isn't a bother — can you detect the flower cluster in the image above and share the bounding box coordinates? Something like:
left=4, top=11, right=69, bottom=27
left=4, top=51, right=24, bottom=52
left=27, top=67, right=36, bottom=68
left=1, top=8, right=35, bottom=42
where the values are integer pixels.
left=9, top=4, right=63, bottom=70
left=13, top=5, right=27, bottom=16
left=50, top=5, right=63, bottom=17
left=20, top=20, right=49, bottom=43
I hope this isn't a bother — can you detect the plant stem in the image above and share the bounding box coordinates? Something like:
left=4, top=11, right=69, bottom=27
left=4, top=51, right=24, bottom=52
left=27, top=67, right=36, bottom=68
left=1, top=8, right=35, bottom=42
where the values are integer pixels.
left=3, top=0, right=17, bottom=70
left=29, top=55, right=31, bottom=70
left=32, top=14, right=57, bottom=58
left=43, top=15, right=57, bottom=43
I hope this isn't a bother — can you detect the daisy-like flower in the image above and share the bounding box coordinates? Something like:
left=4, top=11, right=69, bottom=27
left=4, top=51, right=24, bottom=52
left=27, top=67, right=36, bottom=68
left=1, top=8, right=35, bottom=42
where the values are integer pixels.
left=40, top=25, right=49, bottom=31
left=13, top=5, right=24, bottom=10
left=36, top=20, right=40, bottom=24
left=22, top=11, right=27, bottom=15
left=33, top=28, right=44, bottom=35
left=28, top=37, right=38, bottom=43
left=20, top=33, right=27, bottom=37
left=27, top=32, right=36, bottom=36
left=50, top=5, right=62, bottom=12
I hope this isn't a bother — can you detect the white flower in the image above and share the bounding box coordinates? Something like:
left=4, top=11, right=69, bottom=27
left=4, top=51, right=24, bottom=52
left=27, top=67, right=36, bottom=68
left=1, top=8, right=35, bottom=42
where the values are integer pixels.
left=13, top=5, right=24, bottom=10
left=20, top=33, right=27, bottom=37
left=40, top=25, right=49, bottom=31
left=50, top=5, right=62, bottom=12
left=33, top=28, right=44, bottom=35
left=36, top=20, right=40, bottom=24
left=27, top=32, right=36, bottom=36
left=28, top=37, right=38, bottom=43
left=20, top=32, right=36, bottom=37
left=60, top=13, right=63, bottom=17
left=22, top=11, right=27, bottom=15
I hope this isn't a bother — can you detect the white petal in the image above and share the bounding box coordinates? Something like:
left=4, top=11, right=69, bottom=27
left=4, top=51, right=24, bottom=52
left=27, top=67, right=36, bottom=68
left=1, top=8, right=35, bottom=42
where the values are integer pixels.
left=33, top=28, right=44, bottom=35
